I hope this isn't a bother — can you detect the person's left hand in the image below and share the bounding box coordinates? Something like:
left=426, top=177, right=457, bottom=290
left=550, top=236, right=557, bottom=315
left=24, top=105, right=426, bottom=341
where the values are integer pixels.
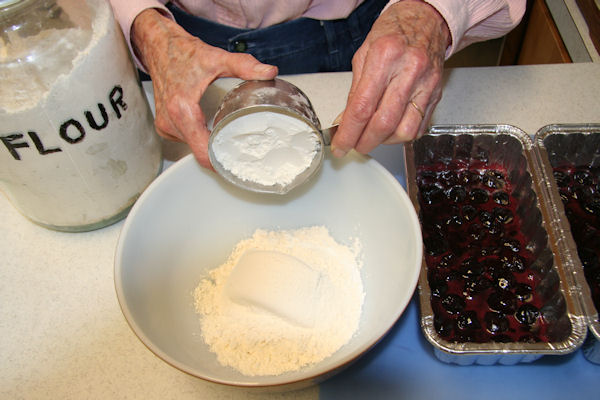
left=331, top=0, right=451, bottom=157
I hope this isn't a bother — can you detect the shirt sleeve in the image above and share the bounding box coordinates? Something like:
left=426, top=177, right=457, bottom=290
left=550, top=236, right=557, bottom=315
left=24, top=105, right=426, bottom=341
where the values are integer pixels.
left=383, top=0, right=527, bottom=58
left=108, top=0, right=173, bottom=70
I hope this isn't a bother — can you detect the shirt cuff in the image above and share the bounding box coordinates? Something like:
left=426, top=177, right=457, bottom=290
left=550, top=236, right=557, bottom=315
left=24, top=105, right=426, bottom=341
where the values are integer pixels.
left=382, top=0, right=526, bottom=58
left=381, top=0, right=456, bottom=58
left=108, top=0, right=173, bottom=71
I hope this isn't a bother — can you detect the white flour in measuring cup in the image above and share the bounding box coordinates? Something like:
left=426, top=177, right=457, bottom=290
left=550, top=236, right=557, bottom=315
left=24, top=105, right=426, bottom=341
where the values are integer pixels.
left=0, top=0, right=161, bottom=231
left=210, top=111, right=320, bottom=187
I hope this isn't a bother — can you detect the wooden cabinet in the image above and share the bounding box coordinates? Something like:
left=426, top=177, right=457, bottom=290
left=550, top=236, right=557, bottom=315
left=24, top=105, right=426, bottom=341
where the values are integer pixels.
left=516, top=0, right=572, bottom=64
left=450, top=0, right=578, bottom=67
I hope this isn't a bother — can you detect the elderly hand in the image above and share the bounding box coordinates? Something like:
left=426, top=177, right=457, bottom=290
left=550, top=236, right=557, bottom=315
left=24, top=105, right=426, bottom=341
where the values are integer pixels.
left=331, top=0, right=451, bottom=157
left=131, top=9, right=278, bottom=168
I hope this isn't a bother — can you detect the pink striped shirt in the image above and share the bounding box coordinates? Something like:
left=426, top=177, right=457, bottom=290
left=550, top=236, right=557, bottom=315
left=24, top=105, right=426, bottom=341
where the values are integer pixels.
left=109, top=0, right=525, bottom=61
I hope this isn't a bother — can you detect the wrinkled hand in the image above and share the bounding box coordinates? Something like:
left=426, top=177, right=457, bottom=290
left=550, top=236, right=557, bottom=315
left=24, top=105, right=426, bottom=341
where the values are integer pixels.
left=331, top=0, right=450, bottom=157
left=132, top=9, right=278, bottom=168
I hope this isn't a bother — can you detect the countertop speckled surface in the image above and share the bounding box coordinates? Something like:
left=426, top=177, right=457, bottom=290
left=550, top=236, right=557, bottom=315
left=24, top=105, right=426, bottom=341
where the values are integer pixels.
left=1, top=63, right=599, bottom=399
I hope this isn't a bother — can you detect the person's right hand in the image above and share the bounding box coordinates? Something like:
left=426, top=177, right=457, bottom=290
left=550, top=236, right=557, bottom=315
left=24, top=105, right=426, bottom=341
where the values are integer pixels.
left=131, top=9, right=278, bottom=169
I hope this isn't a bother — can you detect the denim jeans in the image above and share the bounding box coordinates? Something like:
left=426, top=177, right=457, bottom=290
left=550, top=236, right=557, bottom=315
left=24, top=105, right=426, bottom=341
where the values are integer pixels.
left=165, top=0, right=388, bottom=74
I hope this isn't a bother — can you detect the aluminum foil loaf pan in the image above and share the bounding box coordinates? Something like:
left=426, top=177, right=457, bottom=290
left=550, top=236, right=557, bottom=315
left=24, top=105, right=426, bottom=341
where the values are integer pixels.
left=404, top=125, right=587, bottom=365
left=533, top=124, right=600, bottom=364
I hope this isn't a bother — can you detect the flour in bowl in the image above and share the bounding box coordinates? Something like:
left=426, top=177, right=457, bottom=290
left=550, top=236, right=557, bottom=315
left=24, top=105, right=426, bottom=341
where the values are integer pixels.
left=193, top=226, right=364, bottom=376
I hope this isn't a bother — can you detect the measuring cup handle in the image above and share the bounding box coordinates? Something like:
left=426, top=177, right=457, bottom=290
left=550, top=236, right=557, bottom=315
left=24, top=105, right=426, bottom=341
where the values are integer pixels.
left=321, top=125, right=338, bottom=146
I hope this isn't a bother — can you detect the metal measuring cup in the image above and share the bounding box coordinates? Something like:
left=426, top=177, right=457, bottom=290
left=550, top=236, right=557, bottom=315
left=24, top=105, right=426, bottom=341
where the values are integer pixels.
left=208, top=78, right=336, bottom=195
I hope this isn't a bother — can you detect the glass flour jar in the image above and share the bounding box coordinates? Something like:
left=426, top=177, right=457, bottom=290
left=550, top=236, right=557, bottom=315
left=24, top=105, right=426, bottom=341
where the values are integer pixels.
left=0, top=0, right=162, bottom=231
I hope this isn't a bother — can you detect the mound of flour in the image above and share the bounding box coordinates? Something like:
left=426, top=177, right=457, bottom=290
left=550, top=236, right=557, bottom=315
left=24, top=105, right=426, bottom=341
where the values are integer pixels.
left=211, top=111, right=320, bottom=187
left=193, top=226, right=364, bottom=376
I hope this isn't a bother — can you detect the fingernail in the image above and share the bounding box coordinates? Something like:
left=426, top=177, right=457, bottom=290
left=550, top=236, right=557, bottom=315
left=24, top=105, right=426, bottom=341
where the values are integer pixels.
left=254, top=64, right=276, bottom=74
left=331, top=146, right=347, bottom=158
left=332, top=112, right=343, bottom=125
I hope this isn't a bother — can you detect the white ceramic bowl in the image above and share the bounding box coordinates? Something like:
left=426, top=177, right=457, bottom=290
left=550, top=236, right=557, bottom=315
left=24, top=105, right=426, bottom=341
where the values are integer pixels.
left=114, top=151, right=422, bottom=389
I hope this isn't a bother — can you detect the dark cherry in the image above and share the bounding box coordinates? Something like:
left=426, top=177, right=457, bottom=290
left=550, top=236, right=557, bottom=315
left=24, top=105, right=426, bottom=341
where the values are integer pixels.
left=430, top=278, right=448, bottom=298
left=493, top=271, right=515, bottom=291
left=421, top=184, right=445, bottom=205
left=420, top=216, right=444, bottom=235
left=479, top=210, right=494, bottom=227
left=486, top=220, right=504, bottom=236
left=582, top=197, right=600, bottom=216
left=456, top=310, right=480, bottom=331
left=437, top=253, right=455, bottom=269
left=574, top=169, right=593, bottom=186
left=484, top=311, right=509, bottom=334
left=440, top=170, right=460, bottom=186
left=483, top=258, right=503, bottom=276
left=419, top=170, right=437, bottom=184
left=482, top=170, right=505, bottom=189
left=434, top=315, right=454, bottom=337
left=448, top=236, right=467, bottom=258
left=464, top=276, right=492, bottom=295
left=447, top=185, right=468, bottom=203
left=515, top=304, right=540, bottom=325
left=479, top=246, right=501, bottom=257
left=445, top=270, right=463, bottom=282
left=493, top=207, right=514, bottom=224
left=502, top=239, right=521, bottom=253
left=424, top=234, right=448, bottom=256
left=460, top=258, right=484, bottom=278
left=462, top=204, right=478, bottom=222
left=574, top=186, right=594, bottom=202
left=444, top=213, right=464, bottom=227
left=460, top=170, right=480, bottom=185
left=487, top=290, right=517, bottom=314
left=441, top=294, right=466, bottom=314
left=493, top=191, right=510, bottom=206
left=469, top=188, right=489, bottom=204
left=468, top=223, right=486, bottom=242
left=514, top=283, right=533, bottom=302
left=580, top=224, right=600, bottom=243
left=552, top=170, right=570, bottom=187
left=501, top=254, right=526, bottom=272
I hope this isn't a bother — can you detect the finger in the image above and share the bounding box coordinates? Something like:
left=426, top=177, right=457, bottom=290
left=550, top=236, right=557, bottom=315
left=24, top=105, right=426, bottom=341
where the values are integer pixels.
left=416, top=91, right=440, bottom=138
left=329, top=53, right=365, bottom=157
left=381, top=96, right=428, bottom=145
left=353, top=71, right=420, bottom=154
left=383, top=87, right=440, bottom=145
left=153, top=102, right=184, bottom=142
left=221, top=52, right=278, bottom=81
left=164, top=94, right=213, bottom=169
left=332, top=49, right=389, bottom=156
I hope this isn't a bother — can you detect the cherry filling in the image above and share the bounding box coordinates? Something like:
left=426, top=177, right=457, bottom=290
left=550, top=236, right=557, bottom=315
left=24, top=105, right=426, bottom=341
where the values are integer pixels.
left=418, top=162, right=548, bottom=343
left=553, top=165, right=600, bottom=312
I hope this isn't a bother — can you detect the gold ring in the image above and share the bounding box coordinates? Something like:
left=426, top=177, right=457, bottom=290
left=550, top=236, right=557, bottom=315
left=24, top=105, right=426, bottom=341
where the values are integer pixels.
left=409, top=100, right=425, bottom=120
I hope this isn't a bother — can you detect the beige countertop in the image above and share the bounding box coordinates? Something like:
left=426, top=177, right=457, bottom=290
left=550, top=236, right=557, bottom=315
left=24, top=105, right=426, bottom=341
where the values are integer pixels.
left=1, top=62, right=599, bottom=399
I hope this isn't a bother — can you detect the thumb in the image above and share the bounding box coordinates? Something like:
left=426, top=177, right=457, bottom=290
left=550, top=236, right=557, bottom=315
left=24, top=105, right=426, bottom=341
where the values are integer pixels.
left=223, top=52, right=278, bottom=81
